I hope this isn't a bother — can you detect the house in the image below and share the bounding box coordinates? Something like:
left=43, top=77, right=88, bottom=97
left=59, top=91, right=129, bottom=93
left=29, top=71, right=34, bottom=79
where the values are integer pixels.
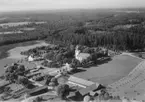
left=62, top=63, right=73, bottom=72
left=68, top=76, right=95, bottom=88
left=28, top=54, right=44, bottom=62
left=28, top=55, right=34, bottom=62
left=76, top=83, right=104, bottom=97
left=26, top=86, right=48, bottom=97
left=101, top=48, right=109, bottom=56
left=55, top=63, right=73, bottom=76
left=75, top=45, right=90, bottom=63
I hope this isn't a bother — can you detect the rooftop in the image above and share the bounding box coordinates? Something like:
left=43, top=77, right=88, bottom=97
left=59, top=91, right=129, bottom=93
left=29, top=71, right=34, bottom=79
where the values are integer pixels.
left=68, top=76, right=95, bottom=87
left=78, top=84, right=101, bottom=96
left=77, top=53, right=90, bottom=59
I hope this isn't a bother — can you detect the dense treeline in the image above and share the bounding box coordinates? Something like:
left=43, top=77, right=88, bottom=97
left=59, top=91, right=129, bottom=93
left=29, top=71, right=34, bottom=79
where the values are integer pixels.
left=45, top=13, right=145, bottom=51
left=1, top=11, right=145, bottom=51
left=0, top=19, right=78, bottom=46
left=46, top=24, right=145, bottom=51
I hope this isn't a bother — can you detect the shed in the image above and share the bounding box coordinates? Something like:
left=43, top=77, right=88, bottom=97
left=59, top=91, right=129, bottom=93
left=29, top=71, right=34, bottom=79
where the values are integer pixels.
left=27, top=86, right=48, bottom=96
left=68, top=76, right=95, bottom=87
left=76, top=83, right=104, bottom=97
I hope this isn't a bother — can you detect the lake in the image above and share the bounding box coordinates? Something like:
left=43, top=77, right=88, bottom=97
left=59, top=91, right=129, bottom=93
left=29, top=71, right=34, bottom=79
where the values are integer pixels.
left=0, top=41, right=49, bottom=75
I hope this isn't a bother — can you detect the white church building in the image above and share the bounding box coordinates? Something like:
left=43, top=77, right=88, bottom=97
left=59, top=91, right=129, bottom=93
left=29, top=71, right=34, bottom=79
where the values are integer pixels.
left=75, top=45, right=90, bottom=63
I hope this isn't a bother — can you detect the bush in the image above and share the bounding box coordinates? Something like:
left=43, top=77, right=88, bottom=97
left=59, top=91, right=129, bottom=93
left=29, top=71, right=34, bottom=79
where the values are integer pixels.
left=33, top=96, right=43, bottom=102
left=71, top=58, right=81, bottom=67
left=55, top=53, right=63, bottom=61
left=50, top=78, right=58, bottom=86
left=56, top=84, right=70, bottom=100
left=45, top=51, right=54, bottom=60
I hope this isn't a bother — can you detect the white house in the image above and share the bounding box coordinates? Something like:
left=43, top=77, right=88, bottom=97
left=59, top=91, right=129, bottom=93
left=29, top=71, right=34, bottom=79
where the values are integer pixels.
left=28, top=54, right=44, bottom=62
left=75, top=45, right=90, bottom=63
left=28, top=55, right=34, bottom=62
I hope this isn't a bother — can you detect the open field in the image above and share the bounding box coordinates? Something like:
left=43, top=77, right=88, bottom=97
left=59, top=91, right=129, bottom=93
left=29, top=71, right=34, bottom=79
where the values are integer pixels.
left=0, top=17, right=7, bottom=21
left=19, top=27, right=35, bottom=31
left=0, top=21, right=47, bottom=27
left=108, top=60, right=145, bottom=101
left=74, top=55, right=143, bottom=86
left=0, top=21, right=31, bottom=27
left=113, top=24, right=138, bottom=30
left=0, top=28, right=35, bottom=35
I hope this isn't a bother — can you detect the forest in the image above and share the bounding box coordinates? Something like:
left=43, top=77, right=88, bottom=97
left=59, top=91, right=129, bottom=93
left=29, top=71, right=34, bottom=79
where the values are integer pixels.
left=0, top=9, right=145, bottom=51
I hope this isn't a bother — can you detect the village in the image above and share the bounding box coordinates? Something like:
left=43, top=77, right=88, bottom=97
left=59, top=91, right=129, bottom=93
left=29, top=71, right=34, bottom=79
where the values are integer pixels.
left=1, top=2, right=145, bottom=101
left=0, top=43, right=122, bottom=102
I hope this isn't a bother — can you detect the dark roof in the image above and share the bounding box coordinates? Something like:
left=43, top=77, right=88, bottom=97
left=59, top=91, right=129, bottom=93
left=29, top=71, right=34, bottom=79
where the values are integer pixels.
left=27, top=86, right=48, bottom=95
left=78, top=84, right=101, bottom=96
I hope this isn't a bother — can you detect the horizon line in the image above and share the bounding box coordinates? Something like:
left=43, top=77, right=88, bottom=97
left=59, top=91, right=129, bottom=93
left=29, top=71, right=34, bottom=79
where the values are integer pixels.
left=1, top=7, right=145, bottom=13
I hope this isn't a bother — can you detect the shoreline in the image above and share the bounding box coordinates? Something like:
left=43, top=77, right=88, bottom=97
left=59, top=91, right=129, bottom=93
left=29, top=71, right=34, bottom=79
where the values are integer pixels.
left=7, top=41, right=49, bottom=59
left=0, top=40, right=40, bottom=60
left=0, top=40, right=49, bottom=76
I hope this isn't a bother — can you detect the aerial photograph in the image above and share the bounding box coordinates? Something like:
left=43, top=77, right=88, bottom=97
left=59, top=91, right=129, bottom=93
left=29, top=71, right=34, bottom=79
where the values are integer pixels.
left=0, top=0, right=145, bottom=102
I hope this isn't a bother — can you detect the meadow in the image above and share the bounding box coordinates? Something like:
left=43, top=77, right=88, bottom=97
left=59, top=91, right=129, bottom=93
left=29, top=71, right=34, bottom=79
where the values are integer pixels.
left=74, top=55, right=142, bottom=85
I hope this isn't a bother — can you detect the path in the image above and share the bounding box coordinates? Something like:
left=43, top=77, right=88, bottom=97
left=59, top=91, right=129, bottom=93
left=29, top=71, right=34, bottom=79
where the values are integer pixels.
left=121, top=52, right=143, bottom=60
left=21, top=91, right=56, bottom=102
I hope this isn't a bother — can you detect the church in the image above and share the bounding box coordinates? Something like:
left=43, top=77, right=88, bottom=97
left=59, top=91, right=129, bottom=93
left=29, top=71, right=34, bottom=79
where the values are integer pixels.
left=75, top=45, right=90, bottom=63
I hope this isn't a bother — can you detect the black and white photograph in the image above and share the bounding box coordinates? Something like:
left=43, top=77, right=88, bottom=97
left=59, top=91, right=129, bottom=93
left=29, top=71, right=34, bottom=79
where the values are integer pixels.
left=0, top=0, right=145, bottom=102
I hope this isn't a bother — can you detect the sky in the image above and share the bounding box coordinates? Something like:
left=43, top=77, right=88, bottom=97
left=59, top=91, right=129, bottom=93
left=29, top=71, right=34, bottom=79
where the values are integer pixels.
left=0, top=0, right=145, bottom=12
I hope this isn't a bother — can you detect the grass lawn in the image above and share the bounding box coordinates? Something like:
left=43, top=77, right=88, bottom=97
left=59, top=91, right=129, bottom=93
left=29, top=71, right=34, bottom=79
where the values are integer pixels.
left=74, top=55, right=143, bottom=86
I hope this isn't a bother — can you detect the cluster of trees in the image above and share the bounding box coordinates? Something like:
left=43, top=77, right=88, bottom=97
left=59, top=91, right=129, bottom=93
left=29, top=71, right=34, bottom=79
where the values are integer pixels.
left=5, top=63, right=26, bottom=83
left=0, top=85, right=12, bottom=96
left=45, top=75, right=59, bottom=87
left=24, top=43, right=109, bottom=69
left=4, top=63, right=33, bottom=88
left=56, top=84, right=70, bottom=100
left=39, top=45, right=75, bottom=68
left=96, top=89, right=120, bottom=101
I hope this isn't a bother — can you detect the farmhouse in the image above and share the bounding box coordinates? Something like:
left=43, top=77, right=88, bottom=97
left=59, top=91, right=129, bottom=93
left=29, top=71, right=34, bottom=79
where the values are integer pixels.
left=28, top=54, right=44, bottom=62
left=28, top=55, right=34, bottom=62
left=68, top=76, right=95, bottom=88
left=27, top=86, right=48, bottom=97
left=76, top=83, right=104, bottom=97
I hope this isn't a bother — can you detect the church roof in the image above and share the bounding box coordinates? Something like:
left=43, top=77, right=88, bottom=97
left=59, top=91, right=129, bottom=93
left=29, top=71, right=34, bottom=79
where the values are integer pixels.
left=77, top=53, right=90, bottom=59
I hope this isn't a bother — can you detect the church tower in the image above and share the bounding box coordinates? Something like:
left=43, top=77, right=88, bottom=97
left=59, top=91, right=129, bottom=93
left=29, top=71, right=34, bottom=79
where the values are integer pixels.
left=75, top=45, right=80, bottom=59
